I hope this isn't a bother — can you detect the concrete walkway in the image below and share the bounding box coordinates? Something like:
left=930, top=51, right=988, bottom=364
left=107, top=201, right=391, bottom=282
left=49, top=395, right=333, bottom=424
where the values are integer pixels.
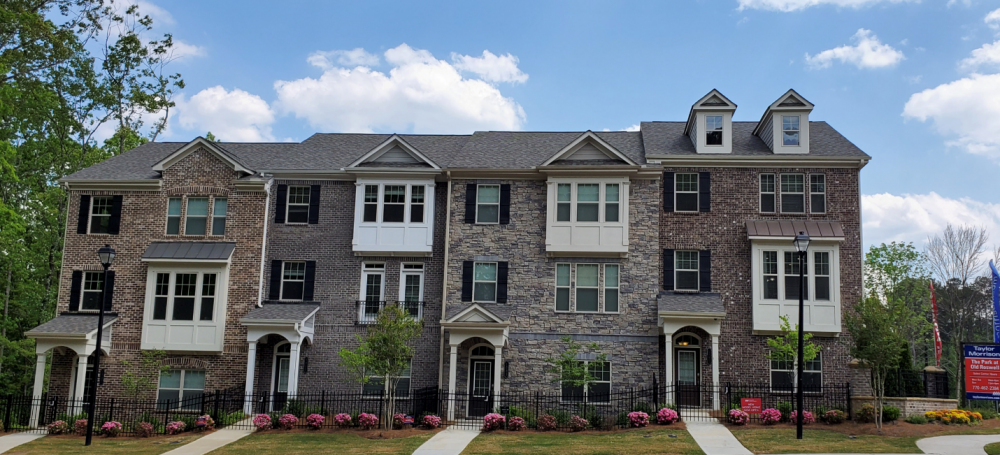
left=917, top=434, right=1000, bottom=455
left=685, top=420, right=753, bottom=455
left=160, top=426, right=253, bottom=455
left=0, top=433, right=44, bottom=453
left=411, top=427, right=480, bottom=455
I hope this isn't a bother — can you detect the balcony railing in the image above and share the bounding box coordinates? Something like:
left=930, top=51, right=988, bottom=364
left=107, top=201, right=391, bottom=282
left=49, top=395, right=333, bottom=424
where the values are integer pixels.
left=356, top=300, right=424, bottom=324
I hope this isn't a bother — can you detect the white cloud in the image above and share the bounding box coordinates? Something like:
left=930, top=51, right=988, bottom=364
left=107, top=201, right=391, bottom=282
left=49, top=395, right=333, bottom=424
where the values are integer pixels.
left=451, top=50, right=529, bottom=84
left=736, top=0, right=915, bottom=12
left=903, top=73, right=1000, bottom=158
left=273, top=43, right=526, bottom=134
left=169, top=40, right=206, bottom=61
left=174, top=86, right=275, bottom=142
left=135, top=0, right=174, bottom=25
left=307, top=48, right=380, bottom=69
left=806, top=29, right=905, bottom=69
left=623, top=124, right=640, bottom=132
left=959, top=41, right=1000, bottom=70
left=862, top=192, right=1000, bottom=248
left=988, top=8, right=1000, bottom=30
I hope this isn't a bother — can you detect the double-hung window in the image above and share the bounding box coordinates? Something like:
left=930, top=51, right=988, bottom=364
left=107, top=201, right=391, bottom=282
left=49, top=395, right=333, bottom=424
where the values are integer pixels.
left=675, top=174, right=699, bottom=212
left=576, top=185, right=600, bottom=222
left=82, top=271, right=104, bottom=310
left=286, top=186, right=310, bottom=224
left=410, top=186, right=425, bottom=223
left=185, top=198, right=209, bottom=235
left=770, top=352, right=821, bottom=392
left=473, top=262, right=498, bottom=302
left=383, top=185, right=406, bottom=222
left=810, top=175, right=826, bottom=214
left=166, top=198, right=182, bottom=235
left=783, top=252, right=808, bottom=300
left=212, top=198, right=227, bottom=235
left=604, top=264, right=619, bottom=313
left=150, top=272, right=218, bottom=322
left=762, top=251, right=778, bottom=300
left=575, top=264, right=599, bottom=312
left=400, top=263, right=423, bottom=318
left=561, top=361, right=611, bottom=403
left=706, top=115, right=723, bottom=146
left=554, top=263, right=619, bottom=313
left=675, top=251, right=699, bottom=291
left=363, top=359, right=412, bottom=398
left=553, top=182, right=624, bottom=223
left=760, top=174, right=775, bottom=213
left=360, top=183, right=430, bottom=224
left=556, top=184, right=571, bottom=222
left=89, top=196, right=113, bottom=234
left=360, top=263, right=385, bottom=322
left=555, top=264, right=571, bottom=311
left=604, top=184, right=620, bottom=222
left=157, top=370, right=205, bottom=410
left=814, top=252, right=830, bottom=301
left=782, top=116, right=800, bottom=146
left=363, top=185, right=379, bottom=222
left=280, top=262, right=306, bottom=301
left=477, top=185, right=501, bottom=224
left=780, top=174, right=805, bottom=213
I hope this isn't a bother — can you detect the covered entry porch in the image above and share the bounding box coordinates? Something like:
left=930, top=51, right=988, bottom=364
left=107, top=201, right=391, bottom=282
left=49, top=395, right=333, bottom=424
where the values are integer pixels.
left=240, top=303, right=318, bottom=414
left=658, top=292, right=724, bottom=410
left=441, top=304, right=509, bottom=421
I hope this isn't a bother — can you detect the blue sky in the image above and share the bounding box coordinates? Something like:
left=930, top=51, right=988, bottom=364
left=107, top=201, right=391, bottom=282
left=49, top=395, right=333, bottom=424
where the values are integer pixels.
left=132, top=0, right=1000, bottom=251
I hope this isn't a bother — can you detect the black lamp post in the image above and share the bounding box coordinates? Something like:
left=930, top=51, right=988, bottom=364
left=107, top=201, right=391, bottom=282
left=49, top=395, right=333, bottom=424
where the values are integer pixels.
left=85, top=245, right=115, bottom=446
left=792, top=231, right=810, bottom=440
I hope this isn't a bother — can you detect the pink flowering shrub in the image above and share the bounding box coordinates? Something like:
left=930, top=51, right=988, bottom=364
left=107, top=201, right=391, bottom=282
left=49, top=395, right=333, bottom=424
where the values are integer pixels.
left=569, top=415, right=588, bottom=432
left=789, top=411, right=815, bottom=425
left=278, top=414, right=298, bottom=430
left=136, top=422, right=155, bottom=438
left=166, top=421, right=186, bottom=435
left=657, top=408, right=679, bottom=425
left=761, top=408, right=782, bottom=425
left=252, top=414, right=271, bottom=431
left=508, top=416, right=526, bottom=431
left=358, top=413, right=379, bottom=430
left=422, top=414, right=442, bottom=429
left=74, top=419, right=88, bottom=435
left=537, top=414, right=557, bottom=431
left=333, top=413, right=352, bottom=427
left=305, top=414, right=324, bottom=429
left=628, top=411, right=650, bottom=428
left=195, top=415, right=215, bottom=431
left=482, top=413, right=505, bottom=432
left=393, top=413, right=406, bottom=429
left=101, top=421, right=122, bottom=437
left=728, top=409, right=750, bottom=426
left=47, top=420, right=69, bottom=435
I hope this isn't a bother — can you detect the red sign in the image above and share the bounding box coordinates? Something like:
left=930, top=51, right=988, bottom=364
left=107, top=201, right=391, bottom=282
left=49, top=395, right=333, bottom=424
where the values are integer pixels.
left=741, top=398, right=762, bottom=414
left=966, top=358, right=1000, bottom=395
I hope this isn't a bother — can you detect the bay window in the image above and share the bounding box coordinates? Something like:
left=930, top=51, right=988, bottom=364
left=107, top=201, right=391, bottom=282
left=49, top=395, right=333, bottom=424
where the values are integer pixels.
left=751, top=242, right=840, bottom=334
left=546, top=178, right=629, bottom=255
left=353, top=180, right=435, bottom=254
left=142, top=265, right=228, bottom=352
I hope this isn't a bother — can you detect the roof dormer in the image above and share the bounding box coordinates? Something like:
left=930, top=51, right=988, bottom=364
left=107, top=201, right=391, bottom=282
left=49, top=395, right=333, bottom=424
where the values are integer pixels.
left=683, top=90, right=737, bottom=154
left=753, top=89, right=814, bottom=155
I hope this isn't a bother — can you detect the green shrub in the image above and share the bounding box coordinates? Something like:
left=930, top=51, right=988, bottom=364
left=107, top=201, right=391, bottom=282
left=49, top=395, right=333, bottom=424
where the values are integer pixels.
left=218, top=411, right=247, bottom=426
left=856, top=404, right=877, bottom=424
left=172, top=414, right=197, bottom=431
left=632, top=401, right=654, bottom=415
left=777, top=402, right=793, bottom=423
left=882, top=406, right=901, bottom=422
left=904, top=414, right=927, bottom=424
left=548, top=409, right=572, bottom=425
left=506, top=406, right=536, bottom=428
left=814, top=405, right=829, bottom=417
left=615, top=411, right=629, bottom=428
left=977, top=409, right=999, bottom=420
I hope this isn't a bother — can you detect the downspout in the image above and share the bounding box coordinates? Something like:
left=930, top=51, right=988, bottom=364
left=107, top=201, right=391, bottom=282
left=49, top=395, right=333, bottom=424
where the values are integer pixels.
left=438, top=173, right=453, bottom=390
left=256, top=177, right=274, bottom=307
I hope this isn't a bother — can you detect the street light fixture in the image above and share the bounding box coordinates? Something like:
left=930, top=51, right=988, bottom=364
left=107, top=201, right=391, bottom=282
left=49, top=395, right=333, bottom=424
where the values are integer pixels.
left=85, top=245, right=115, bottom=446
left=792, top=231, right=809, bottom=440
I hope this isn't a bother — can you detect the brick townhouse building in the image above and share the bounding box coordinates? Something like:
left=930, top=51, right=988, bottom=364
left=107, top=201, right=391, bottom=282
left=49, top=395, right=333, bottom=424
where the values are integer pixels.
left=25, top=88, right=868, bottom=421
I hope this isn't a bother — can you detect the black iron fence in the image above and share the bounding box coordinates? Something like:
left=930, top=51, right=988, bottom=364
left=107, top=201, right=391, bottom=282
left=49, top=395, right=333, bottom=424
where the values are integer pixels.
left=881, top=369, right=950, bottom=399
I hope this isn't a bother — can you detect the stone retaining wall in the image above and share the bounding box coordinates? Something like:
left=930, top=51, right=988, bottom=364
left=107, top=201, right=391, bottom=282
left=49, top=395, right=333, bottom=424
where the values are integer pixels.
left=851, top=396, right=958, bottom=418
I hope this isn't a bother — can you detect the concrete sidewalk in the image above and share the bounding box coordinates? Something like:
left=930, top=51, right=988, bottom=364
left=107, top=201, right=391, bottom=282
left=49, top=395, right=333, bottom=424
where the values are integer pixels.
left=0, top=433, right=44, bottom=453
left=917, top=434, right=1000, bottom=455
left=411, top=427, right=480, bottom=455
left=685, top=420, right=752, bottom=455
left=160, top=427, right=253, bottom=455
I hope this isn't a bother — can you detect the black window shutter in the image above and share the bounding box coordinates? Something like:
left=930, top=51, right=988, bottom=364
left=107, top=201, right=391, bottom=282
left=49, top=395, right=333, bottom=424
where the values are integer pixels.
left=496, top=262, right=509, bottom=303
left=663, top=249, right=674, bottom=291
left=268, top=260, right=282, bottom=300
left=663, top=172, right=674, bottom=212
left=77, top=195, right=91, bottom=234
left=103, top=271, right=116, bottom=311
left=461, top=261, right=474, bottom=302
left=69, top=271, right=83, bottom=311
left=699, top=250, right=712, bottom=292
left=274, top=185, right=287, bottom=224
left=499, top=184, right=511, bottom=225
left=699, top=172, right=711, bottom=212
left=464, top=185, right=477, bottom=224
left=308, top=185, right=321, bottom=224
left=303, top=261, right=316, bottom=300
left=108, top=195, right=123, bottom=234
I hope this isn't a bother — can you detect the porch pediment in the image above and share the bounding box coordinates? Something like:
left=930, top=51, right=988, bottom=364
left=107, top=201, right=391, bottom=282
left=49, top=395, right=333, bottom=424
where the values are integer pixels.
left=443, top=303, right=511, bottom=324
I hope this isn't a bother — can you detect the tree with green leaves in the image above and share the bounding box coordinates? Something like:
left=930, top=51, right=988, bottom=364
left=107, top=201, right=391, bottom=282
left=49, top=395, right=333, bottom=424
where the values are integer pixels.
left=864, top=242, right=932, bottom=366
left=845, top=296, right=907, bottom=431
left=766, top=315, right=820, bottom=395
left=545, top=336, right=608, bottom=401
left=120, top=350, right=168, bottom=399
left=338, top=304, right=422, bottom=429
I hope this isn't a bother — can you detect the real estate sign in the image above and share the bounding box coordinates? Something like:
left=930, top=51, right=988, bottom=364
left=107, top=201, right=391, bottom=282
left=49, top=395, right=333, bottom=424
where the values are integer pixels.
left=741, top=398, right=762, bottom=414
left=965, top=344, right=1000, bottom=401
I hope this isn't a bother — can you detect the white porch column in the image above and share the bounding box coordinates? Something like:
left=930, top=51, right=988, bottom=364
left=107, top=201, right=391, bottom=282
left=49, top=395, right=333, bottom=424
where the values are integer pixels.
left=492, top=346, right=502, bottom=412
left=711, top=336, right=720, bottom=410
left=29, top=353, right=46, bottom=426
left=244, top=342, right=257, bottom=415
left=71, top=355, right=88, bottom=415
left=664, top=337, right=673, bottom=405
left=287, top=342, right=301, bottom=398
left=447, top=344, right=458, bottom=421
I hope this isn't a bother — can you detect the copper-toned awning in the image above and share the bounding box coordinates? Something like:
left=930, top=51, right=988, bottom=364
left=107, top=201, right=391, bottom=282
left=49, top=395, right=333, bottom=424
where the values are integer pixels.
left=746, top=220, right=845, bottom=240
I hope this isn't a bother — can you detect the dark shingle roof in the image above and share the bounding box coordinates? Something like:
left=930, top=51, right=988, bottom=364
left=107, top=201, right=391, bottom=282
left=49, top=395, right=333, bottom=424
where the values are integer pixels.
left=27, top=314, right=117, bottom=335
left=450, top=131, right=645, bottom=168
left=657, top=292, right=725, bottom=315
left=640, top=121, right=869, bottom=158
left=445, top=303, right=513, bottom=321
left=242, top=303, right=320, bottom=322
left=142, top=242, right=236, bottom=260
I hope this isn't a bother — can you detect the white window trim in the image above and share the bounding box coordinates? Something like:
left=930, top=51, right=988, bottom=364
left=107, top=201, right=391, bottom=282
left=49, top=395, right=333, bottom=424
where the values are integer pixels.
left=141, top=264, right=229, bottom=353
left=545, top=177, right=630, bottom=256
left=560, top=360, right=612, bottom=405
left=81, top=271, right=104, bottom=311
left=782, top=115, right=801, bottom=147
left=574, top=263, right=601, bottom=313
left=674, top=174, right=700, bottom=213
left=166, top=197, right=182, bottom=236
left=779, top=173, right=805, bottom=214
left=271, top=341, right=291, bottom=395
left=211, top=197, right=227, bottom=236
left=357, top=182, right=432, bottom=225
left=769, top=351, right=822, bottom=393
left=280, top=261, right=306, bottom=302
left=410, top=186, right=426, bottom=224
left=553, top=263, right=619, bottom=314
left=157, top=369, right=206, bottom=410
left=359, top=263, right=386, bottom=322
left=475, top=184, right=501, bottom=225
left=472, top=261, right=498, bottom=303
left=705, top=115, right=724, bottom=147
left=88, top=196, right=113, bottom=235
left=554, top=263, right=571, bottom=313
left=674, top=251, right=700, bottom=292
left=285, top=186, right=311, bottom=225
left=399, top=263, right=424, bottom=320
left=759, top=174, right=776, bottom=214
left=604, top=264, right=620, bottom=314
left=183, top=197, right=210, bottom=235
left=813, top=251, right=832, bottom=301
left=810, top=174, right=826, bottom=215
left=751, top=241, right=841, bottom=335
left=363, top=358, right=412, bottom=399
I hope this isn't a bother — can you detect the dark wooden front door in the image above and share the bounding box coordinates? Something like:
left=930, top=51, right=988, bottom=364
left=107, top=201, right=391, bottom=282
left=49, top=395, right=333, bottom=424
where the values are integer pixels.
left=468, top=360, right=493, bottom=417
left=273, top=354, right=289, bottom=411
left=675, top=349, right=701, bottom=407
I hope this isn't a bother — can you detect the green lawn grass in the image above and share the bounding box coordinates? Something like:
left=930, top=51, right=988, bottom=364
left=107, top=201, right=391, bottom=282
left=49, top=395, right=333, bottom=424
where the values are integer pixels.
left=461, top=428, right=704, bottom=455
left=208, top=431, right=435, bottom=455
left=6, top=433, right=205, bottom=455
left=986, top=441, right=1000, bottom=455
left=732, top=427, right=1000, bottom=454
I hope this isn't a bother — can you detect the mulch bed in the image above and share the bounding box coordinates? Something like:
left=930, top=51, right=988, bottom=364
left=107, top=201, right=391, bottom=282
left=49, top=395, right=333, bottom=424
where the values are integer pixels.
left=255, top=426, right=442, bottom=439
left=41, top=429, right=215, bottom=441
left=726, top=418, right=1000, bottom=437
left=479, top=422, right=688, bottom=434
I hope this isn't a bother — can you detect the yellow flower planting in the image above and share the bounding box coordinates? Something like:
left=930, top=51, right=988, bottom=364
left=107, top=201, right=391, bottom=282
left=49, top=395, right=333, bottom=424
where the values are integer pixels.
left=923, top=409, right=982, bottom=425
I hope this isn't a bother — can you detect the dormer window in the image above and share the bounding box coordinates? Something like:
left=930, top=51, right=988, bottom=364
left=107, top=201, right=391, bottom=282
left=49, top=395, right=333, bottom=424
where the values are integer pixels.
left=706, top=116, right=723, bottom=146
left=782, top=116, right=800, bottom=146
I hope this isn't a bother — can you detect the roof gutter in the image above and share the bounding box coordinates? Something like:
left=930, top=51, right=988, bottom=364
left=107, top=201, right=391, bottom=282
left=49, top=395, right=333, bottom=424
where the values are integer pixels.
left=438, top=173, right=452, bottom=390
left=647, top=155, right=869, bottom=169
left=60, top=179, right=162, bottom=191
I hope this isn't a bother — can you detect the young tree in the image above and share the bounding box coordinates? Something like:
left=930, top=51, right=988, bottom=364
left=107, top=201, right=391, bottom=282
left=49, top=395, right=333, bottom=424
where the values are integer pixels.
left=864, top=242, right=932, bottom=365
left=544, top=337, right=608, bottom=401
left=120, top=350, right=168, bottom=399
left=845, top=296, right=906, bottom=431
left=339, top=304, right=422, bottom=429
left=765, top=315, right=820, bottom=395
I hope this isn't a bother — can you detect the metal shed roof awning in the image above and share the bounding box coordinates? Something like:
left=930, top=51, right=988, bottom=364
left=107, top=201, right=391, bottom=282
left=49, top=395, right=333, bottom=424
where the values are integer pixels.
left=142, top=242, right=236, bottom=262
left=746, top=220, right=845, bottom=241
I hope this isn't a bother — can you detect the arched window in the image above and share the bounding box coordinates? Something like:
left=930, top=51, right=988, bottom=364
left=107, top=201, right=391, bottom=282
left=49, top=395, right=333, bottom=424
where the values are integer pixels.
left=674, top=335, right=700, bottom=347
left=471, top=346, right=494, bottom=357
